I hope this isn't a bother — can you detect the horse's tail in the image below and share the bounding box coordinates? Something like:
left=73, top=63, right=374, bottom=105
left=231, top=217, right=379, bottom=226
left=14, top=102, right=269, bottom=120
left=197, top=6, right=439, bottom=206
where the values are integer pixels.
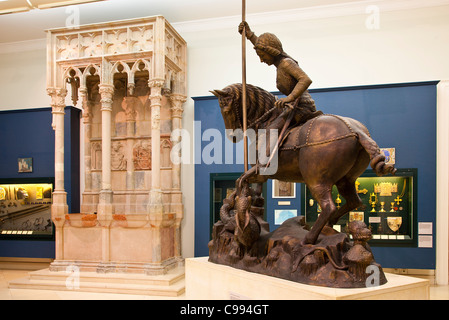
left=357, top=129, right=396, bottom=176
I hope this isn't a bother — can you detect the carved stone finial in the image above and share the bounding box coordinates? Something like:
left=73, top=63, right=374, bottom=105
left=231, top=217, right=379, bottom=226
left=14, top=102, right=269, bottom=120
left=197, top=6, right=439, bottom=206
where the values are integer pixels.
left=169, top=94, right=187, bottom=119
left=122, top=97, right=138, bottom=121
left=47, top=88, right=67, bottom=130
left=148, top=78, right=165, bottom=89
left=79, top=86, right=92, bottom=122
left=99, top=84, right=114, bottom=111
left=47, top=87, right=68, bottom=111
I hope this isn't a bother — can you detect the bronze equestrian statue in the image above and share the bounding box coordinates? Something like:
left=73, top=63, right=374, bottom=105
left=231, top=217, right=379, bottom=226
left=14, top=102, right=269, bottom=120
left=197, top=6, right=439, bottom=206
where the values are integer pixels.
left=211, top=82, right=395, bottom=245
left=208, top=23, right=395, bottom=288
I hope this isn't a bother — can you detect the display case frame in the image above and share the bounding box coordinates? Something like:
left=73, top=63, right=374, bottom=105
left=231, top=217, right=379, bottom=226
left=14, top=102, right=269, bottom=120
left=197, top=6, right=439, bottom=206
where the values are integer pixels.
left=0, top=177, right=55, bottom=240
left=303, top=168, right=418, bottom=247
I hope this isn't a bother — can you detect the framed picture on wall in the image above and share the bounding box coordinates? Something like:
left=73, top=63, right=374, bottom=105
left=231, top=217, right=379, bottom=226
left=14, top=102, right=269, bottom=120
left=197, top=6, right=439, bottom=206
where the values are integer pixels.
left=380, top=148, right=396, bottom=165
left=274, top=209, right=298, bottom=225
left=272, top=179, right=295, bottom=198
left=18, top=158, right=33, bottom=173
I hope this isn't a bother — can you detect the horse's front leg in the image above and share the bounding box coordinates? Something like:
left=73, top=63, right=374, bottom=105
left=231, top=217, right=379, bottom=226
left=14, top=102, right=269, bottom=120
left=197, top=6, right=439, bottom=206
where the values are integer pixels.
left=236, top=165, right=259, bottom=192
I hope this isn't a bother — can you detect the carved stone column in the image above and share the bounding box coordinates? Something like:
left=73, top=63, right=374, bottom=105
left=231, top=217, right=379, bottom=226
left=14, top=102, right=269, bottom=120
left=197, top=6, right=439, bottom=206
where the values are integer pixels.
left=123, top=97, right=137, bottom=191
left=170, top=93, right=186, bottom=265
left=148, top=78, right=164, bottom=270
left=80, top=86, right=92, bottom=193
left=169, top=94, right=186, bottom=189
left=98, top=84, right=114, bottom=262
left=149, top=79, right=164, bottom=197
left=47, top=87, right=68, bottom=260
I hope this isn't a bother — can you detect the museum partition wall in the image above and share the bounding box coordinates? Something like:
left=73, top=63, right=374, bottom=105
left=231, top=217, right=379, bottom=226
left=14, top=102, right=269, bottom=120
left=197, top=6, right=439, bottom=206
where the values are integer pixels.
left=0, top=107, right=80, bottom=259
left=194, top=81, right=439, bottom=271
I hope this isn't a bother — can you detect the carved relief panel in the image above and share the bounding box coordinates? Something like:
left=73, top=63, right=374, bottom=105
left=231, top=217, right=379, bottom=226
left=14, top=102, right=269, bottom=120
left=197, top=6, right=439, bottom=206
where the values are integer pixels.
left=92, top=142, right=102, bottom=170
left=161, top=139, right=172, bottom=168
left=55, top=25, right=156, bottom=61
left=111, top=141, right=127, bottom=171
left=133, top=141, right=152, bottom=170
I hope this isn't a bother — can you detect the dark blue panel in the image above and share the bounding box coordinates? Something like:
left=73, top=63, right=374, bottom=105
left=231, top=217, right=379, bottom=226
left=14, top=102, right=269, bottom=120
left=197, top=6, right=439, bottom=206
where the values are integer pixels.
left=64, top=107, right=81, bottom=214
left=194, top=82, right=437, bottom=269
left=0, top=107, right=80, bottom=259
left=193, top=99, right=244, bottom=256
left=0, top=108, right=54, bottom=179
left=0, top=240, right=55, bottom=258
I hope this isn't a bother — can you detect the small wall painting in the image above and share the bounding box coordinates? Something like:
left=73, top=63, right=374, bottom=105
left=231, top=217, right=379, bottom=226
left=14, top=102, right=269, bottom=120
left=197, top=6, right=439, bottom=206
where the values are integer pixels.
left=18, top=158, right=33, bottom=173
left=272, top=180, right=296, bottom=198
left=274, top=209, right=297, bottom=225
left=380, top=148, right=395, bottom=165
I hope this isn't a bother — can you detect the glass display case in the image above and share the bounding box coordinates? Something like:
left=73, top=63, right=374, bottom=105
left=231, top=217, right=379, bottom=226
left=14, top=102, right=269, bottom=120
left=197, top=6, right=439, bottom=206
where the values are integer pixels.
left=0, top=178, right=54, bottom=239
left=210, top=172, right=267, bottom=239
left=304, top=169, right=417, bottom=246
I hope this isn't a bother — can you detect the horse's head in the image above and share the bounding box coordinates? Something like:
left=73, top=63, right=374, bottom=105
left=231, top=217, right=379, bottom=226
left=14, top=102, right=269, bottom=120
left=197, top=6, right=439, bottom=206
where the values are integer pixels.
left=211, top=83, right=277, bottom=143
left=210, top=86, right=243, bottom=142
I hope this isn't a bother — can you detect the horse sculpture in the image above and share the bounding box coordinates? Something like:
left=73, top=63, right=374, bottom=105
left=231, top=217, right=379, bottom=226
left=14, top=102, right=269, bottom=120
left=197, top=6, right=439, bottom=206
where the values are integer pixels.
left=210, top=83, right=396, bottom=246
left=208, top=83, right=394, bottom=287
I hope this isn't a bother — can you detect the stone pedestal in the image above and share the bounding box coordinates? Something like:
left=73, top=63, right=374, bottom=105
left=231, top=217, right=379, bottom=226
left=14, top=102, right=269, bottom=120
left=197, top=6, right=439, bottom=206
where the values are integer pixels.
left=9, top=266, right=185, bottom=297
left=48, top=213, right=179, bottom=275
left=186, top=257, right=430, bottom=300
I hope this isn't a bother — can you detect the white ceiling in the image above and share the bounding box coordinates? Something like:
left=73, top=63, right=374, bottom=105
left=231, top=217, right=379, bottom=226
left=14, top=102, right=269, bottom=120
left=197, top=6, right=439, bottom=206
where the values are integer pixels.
left=1, top=0, right=448, bottom=45
left=0, top=0, right=366, bottom=44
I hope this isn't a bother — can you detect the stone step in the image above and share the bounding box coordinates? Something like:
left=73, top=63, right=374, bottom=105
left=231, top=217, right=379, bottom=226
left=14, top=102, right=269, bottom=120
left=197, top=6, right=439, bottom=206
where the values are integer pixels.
left=28, top=268, right=184, bottom=286
left=8, top=268, right=185, bottom=297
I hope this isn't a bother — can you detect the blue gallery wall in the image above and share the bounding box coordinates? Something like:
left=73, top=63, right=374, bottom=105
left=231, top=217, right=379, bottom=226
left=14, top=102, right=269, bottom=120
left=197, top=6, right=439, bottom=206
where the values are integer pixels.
left=0, top=107, right=80, bottom=258
left=194, top=81, right=438, bottom=269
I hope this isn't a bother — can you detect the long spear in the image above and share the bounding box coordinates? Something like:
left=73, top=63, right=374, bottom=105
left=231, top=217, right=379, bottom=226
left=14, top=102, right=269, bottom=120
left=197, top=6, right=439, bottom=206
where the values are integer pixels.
left=241, top=0, right=248, bottom=172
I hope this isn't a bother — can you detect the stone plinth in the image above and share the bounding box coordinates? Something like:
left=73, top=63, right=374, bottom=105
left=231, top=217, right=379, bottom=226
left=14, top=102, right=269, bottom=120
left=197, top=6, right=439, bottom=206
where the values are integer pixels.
left=9, top=266, right=185, bottom=297
left=49, top=213, right=179, bottom=275
left=185, top=257, right=430, bottom=300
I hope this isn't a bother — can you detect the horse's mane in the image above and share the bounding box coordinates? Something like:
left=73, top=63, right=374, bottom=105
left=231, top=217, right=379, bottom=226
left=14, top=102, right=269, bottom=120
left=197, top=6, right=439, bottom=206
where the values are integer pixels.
left=223, top=83, right=277, bottom=128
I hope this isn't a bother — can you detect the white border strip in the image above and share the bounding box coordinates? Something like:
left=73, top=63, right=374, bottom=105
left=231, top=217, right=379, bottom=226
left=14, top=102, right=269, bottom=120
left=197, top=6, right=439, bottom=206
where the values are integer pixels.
left=436, top=80, right=449, bottom=285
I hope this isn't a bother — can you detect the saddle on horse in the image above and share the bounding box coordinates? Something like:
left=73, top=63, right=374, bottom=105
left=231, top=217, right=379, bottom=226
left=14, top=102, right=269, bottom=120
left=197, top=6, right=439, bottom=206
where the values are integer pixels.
left=265, top=106, right=323, bottom=167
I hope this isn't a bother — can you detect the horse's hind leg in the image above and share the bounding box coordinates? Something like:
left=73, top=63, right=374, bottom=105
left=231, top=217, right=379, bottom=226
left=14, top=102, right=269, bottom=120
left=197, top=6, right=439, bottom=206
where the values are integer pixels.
left=328, top=178, right=364, bottom=226
left=328, top=147, right=370, bottom=225
left=303, top=184, right=336, bottom=245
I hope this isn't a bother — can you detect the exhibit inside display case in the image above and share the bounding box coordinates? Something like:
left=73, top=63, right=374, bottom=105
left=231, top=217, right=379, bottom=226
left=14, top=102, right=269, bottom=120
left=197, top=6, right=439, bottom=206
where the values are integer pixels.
left=0, top=178, right=54, bottom=239
left=210, top=172, right=267, bottom=238
left=304, top=169, right=417, bottom=246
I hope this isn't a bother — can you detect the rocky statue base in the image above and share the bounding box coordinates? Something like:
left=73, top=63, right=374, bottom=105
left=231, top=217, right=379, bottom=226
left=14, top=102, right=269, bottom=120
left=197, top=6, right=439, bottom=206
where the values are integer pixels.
left=208, top=185, right=387, bottom=289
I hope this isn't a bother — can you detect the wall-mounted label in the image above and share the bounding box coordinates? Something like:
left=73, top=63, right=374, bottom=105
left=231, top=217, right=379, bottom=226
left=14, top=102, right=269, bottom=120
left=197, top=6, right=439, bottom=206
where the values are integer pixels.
left=369, top=216, right=381, bottom=223
left=418, top=235, right=433, bottom=248
left=418, top=222, right=433, bottom=235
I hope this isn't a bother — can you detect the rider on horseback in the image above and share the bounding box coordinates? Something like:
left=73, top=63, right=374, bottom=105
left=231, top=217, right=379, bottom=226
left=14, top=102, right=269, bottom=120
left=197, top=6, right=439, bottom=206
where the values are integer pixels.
left=239, top=21, right=322, bottom=144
